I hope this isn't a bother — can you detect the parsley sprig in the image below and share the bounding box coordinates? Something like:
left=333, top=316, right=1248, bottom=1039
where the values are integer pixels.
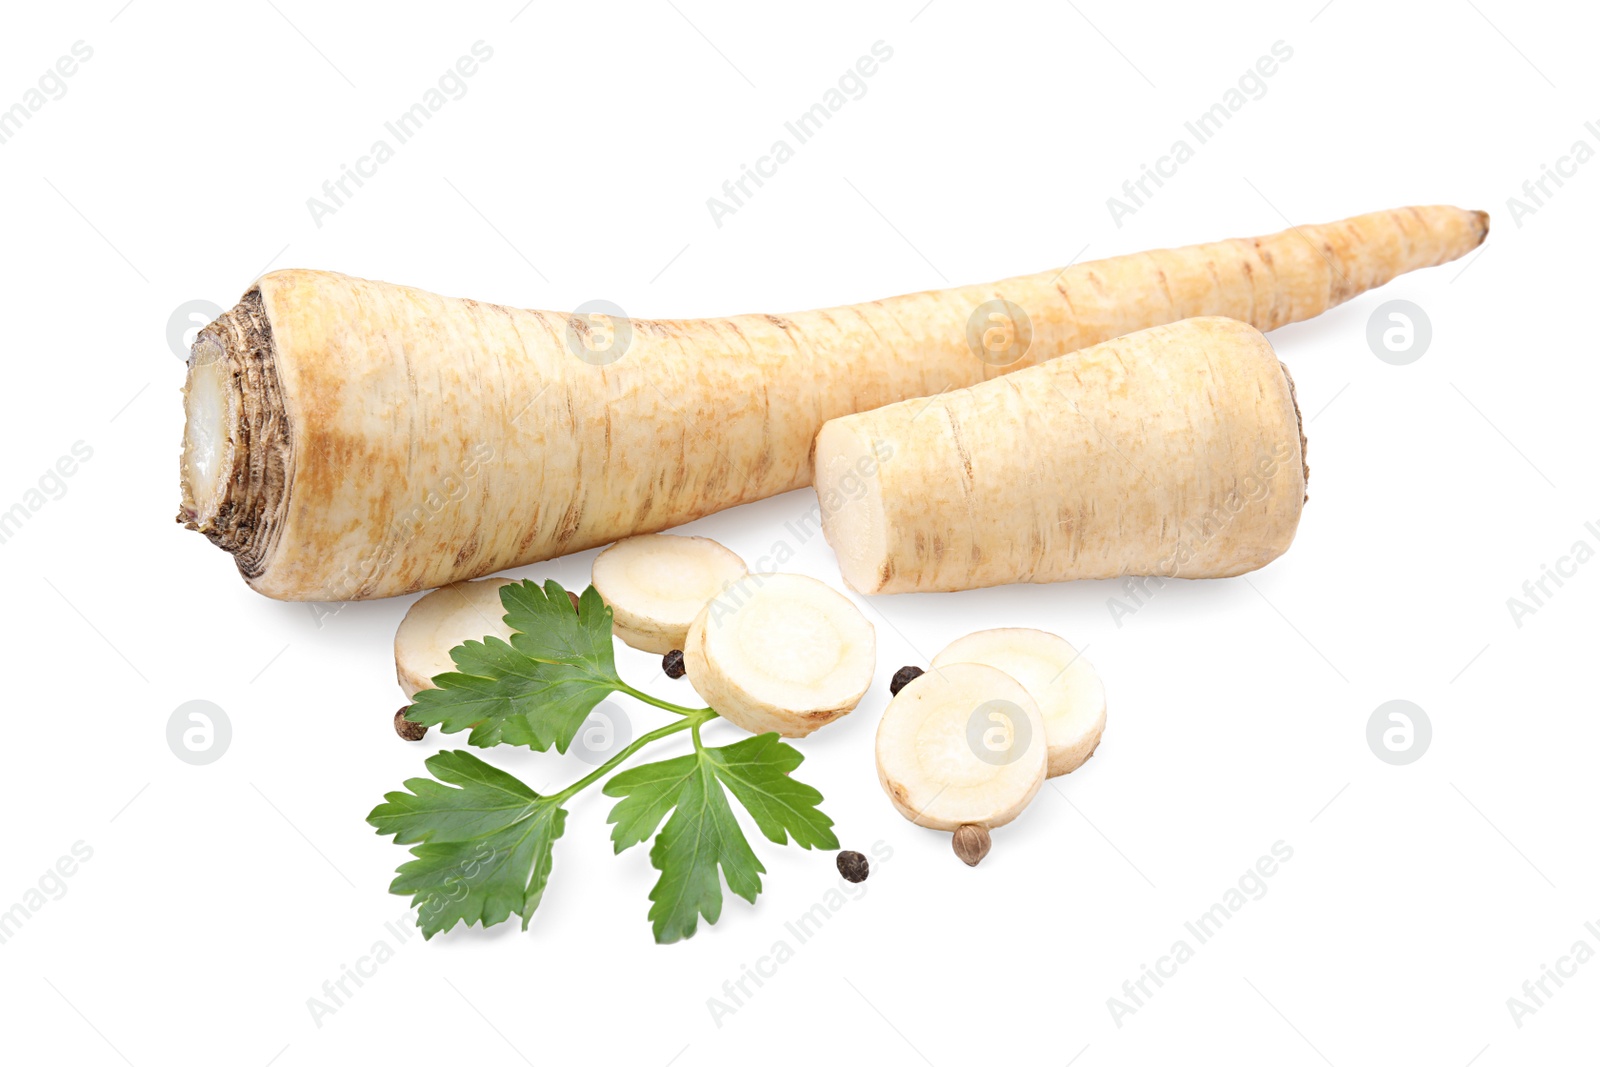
left=367, top=580, right=838, bottom=943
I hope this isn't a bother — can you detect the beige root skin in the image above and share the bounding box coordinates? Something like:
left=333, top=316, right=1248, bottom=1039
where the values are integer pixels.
left=181, top=206, right=1483, bottom=601
left=816, top=317, right=1308, bottom=595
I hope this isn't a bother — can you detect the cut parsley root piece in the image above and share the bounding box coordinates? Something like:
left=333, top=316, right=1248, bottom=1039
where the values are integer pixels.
left=876, top=663, right=1047, bottom=837
left=394, top=578, right=515, bottom=699
left=684, top=573, right=875, bottom=738
left=591, top=534, right=747, bottom=654
left=814, top=317, right=1309, bottom=594
left=930, top=628, right=1106, bottom=777
left=402, top=580, right=622, bottom=750
left=605, top=732, right=838, bottom=944
left=367, top=749, right=567, bottom=939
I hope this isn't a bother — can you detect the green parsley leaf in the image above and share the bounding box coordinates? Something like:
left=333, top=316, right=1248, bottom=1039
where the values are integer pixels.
left=604, top=734, right=838, bottom=944
left=603, top=751, right=699, bottom=854
left=707, top=733, right=840, bottom=850
left=646, top=758, right=762, bottom=944
left=404, top=581, right=621, bottom=752
left=367, top=749, right=566, bottom=938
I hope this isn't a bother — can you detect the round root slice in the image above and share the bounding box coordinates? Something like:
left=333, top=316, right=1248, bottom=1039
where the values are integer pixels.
left=931, top=628, right=1106, bottom=777
left=684, top=572, right=875, bottom=737
left=592, top=534, right=747, bottom=654
left=876, top=663, right=1047, bottom=832
left=394, top=578, right=516, bottom=698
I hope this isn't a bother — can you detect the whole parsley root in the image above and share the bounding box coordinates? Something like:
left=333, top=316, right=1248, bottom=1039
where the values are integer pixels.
left=180, top=207, right=1484, bottom=601
left=815, top=318, right=1307, bottom=594
left=370, top=579, right=839, bottom=943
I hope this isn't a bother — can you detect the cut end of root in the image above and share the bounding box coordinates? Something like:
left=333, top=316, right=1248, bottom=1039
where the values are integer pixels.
left=176, top=287, right=292, bottom=585
left=813, top=419, right=891, bottom=594
left=953, top=824, right=992, bottom=866
left=179, top=350, right=235, bottom=528
left=1472, top=209, right=1490, bottom=245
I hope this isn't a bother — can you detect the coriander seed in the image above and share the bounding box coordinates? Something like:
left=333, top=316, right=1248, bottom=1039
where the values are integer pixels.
left=952, top=823, right=992, bottom=867
left=394, top=708, right=428, bottom=742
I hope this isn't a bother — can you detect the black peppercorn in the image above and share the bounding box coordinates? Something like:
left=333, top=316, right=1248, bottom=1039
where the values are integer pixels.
left=836, top=850, right=869, bottom=883
left=889, top=665, right=924, bottom=696
left=662, top=649, right=687, bottom=678
left=394, top=708, right=428, bottom=741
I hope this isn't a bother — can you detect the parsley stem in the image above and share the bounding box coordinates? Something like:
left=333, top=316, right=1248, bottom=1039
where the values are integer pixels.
left=551, top=710, right=713, bottom=803
left=617, top=682, right=714, bottom=719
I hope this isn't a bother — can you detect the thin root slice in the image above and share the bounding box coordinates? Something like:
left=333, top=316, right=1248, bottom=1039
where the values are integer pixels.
left=684, top=572, right=874, bottom=738
left=931, top=628, right=1105, bottom=777
left=393, top=578, right=515, bottom=698
left=875, top=662, right=1047, bottom=834
left=591, top=535, right=747, bottom=654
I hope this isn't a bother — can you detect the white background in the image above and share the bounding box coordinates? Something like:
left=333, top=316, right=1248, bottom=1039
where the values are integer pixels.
left=1, top=1, right=1595, bottom=1064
